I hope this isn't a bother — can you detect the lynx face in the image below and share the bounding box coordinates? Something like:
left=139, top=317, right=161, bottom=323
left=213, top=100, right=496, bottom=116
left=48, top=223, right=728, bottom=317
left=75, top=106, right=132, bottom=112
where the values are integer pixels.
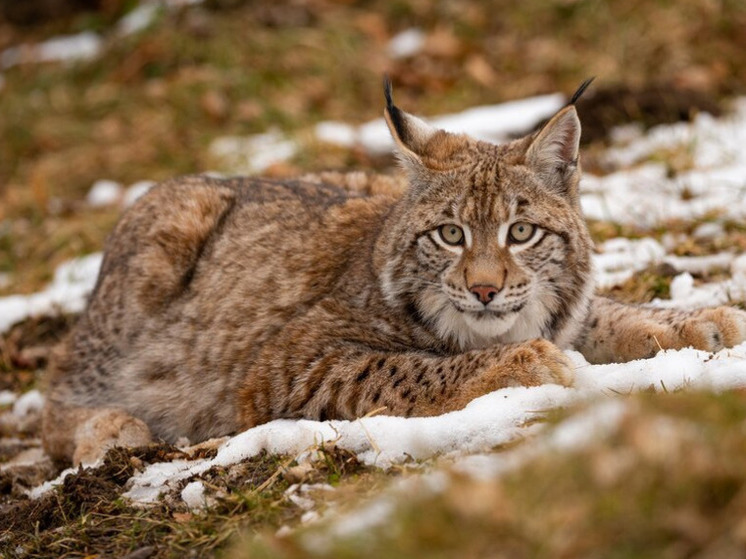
left=379, top=84, right=595, bottom=351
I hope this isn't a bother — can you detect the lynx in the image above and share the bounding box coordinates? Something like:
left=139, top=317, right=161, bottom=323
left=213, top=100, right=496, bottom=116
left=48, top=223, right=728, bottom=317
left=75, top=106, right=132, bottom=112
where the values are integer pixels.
left=43, top=80, right=746, bottom=465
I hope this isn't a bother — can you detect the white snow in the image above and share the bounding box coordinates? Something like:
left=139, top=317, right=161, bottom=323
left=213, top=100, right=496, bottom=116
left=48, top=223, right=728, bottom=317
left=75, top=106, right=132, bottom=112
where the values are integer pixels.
left=592, top=236, right=742, bottom=292
left=181, top=480, right=209, bottom=510
left=315, top=93, right=565, bottom=155
left=0, top=252, right=102, bottom=334
left=87, top=179, right=123, bottom=207
left=1, top=31, right=103, bottom=69
left=117, top=3, right=161, bottom=37
left=0, top=390, right=17, bottom=406
left=122, top=180, right=156, bottom=207
left=593, top=237, right=667, bottom=289
left=209, top=130, right=297, bottom=174
left=12, top=390, right=44, bottom=418
left=387, top=28, right=426, bottom=59
left=86, top=179, right=155, bottom=209
left=580, top=99, right=746, bottom=227
left=27, top=466, right=80, bottom=499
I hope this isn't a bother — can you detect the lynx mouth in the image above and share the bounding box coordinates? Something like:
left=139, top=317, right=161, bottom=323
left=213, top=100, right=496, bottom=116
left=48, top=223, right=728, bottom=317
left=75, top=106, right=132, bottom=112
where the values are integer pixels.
left=451, top=301, right=526, bottom=319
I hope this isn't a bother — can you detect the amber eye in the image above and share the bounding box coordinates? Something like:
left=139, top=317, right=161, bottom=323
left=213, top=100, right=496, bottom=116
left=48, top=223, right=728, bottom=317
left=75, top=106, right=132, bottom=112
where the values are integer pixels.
left=508, top=222, right=536, bottom=244
left=438, top=224, right=465, bottom=246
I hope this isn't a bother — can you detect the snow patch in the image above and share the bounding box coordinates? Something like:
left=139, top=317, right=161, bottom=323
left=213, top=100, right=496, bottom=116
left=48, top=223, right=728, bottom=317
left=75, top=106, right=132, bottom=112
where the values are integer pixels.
left=387, top=28, right=426, bottom=59
left=0, top=253, right=102, bottom=333
left=1, top=31, right=102, bottom=69
left=181, top=480, right=209, bottom=510
left=123, top=180, right=156, bottom=207
left=209, top=130, right=297, bottom=174
left=12, top=390, right=44, bottom=418
left=315, top=93, right=565, bottom=155
left=27, top=465, right=83, bottom=499
left=117, top=3, right=161, bottom=37
left=0, top=390, right=17, bottom=407
left=581, top=100, right=746, bottom=227
left=87, top=179, right=123, bottom=207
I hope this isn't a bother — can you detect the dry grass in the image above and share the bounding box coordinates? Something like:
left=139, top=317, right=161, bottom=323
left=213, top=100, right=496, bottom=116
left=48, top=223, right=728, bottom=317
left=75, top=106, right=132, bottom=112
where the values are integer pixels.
left=239, top=391, right=746, bottom=559
left=1, top=0, right=745, bottom=293
left=2, top=1, right=746, bottom=557
left=0, top=442, right=385, bottom=558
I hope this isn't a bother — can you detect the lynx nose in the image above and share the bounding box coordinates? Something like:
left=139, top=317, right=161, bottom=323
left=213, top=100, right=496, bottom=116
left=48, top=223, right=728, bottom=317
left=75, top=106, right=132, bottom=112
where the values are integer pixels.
left=470, top=284, right=499, bottom=305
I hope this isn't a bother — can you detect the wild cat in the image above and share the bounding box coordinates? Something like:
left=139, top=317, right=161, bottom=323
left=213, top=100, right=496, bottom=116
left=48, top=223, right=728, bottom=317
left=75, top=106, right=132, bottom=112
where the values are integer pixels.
left=43, top=80, right=746, bottom=465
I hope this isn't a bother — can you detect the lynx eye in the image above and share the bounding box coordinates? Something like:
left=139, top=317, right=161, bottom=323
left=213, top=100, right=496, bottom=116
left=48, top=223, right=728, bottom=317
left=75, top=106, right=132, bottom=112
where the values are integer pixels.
left=508, top=222, right=536, bottom=244
left=438, top=224, right=465, bottom=246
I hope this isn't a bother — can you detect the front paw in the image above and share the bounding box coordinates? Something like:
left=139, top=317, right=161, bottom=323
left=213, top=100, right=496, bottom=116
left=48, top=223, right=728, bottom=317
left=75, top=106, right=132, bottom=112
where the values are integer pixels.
left=498, top=339, right=575, bottom=388
left=446, top=339, right=574, bottom=413
left=616, top=306, right=746, bottom=360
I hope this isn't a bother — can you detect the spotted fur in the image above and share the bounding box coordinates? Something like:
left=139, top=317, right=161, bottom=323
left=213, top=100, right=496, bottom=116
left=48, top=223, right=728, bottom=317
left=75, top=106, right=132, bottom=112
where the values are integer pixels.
left=42, top=83, right=746, bottom=465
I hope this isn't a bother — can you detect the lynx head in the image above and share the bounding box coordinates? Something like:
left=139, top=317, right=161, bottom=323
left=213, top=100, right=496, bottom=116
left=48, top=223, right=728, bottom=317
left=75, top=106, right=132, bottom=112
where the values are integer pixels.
left=376, top=79, right=595, bottom=351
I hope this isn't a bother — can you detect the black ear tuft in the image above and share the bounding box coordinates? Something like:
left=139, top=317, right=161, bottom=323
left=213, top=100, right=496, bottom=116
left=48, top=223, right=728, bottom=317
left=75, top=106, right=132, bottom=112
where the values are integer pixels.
left=383, top=75, right=410, bottom=144
left=383, top=75, right=395, bottom=112
left=569, top=77, right=595, bottom=106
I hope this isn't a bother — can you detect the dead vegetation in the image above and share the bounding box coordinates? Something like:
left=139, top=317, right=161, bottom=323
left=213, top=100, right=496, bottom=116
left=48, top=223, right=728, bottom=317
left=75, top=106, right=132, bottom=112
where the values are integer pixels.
left=0, top=442, right=379, bottom=558
left=241, top=392, right=746, bottom=559
left=2, top=0, right=746, bottom=557
left=1, top=0, right=745, bottom=293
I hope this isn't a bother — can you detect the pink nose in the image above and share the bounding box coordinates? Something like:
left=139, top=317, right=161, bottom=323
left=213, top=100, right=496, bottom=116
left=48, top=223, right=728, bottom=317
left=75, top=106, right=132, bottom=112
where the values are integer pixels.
left=470, top=284, right=499, bottom=304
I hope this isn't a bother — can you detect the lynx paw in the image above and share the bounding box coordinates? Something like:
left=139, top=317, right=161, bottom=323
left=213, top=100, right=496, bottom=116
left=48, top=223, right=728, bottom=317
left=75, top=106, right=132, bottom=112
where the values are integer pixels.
left=616, top=306, right=746, bottom=360
left=73, top=409, right=153, bottom=466
left=499, top=339, right=575, bottom=388
left=462, top=339, right=574, bottom=402
left=445, top=339, right=574, bottom=413
left=675, top=306, right=746, bottom=351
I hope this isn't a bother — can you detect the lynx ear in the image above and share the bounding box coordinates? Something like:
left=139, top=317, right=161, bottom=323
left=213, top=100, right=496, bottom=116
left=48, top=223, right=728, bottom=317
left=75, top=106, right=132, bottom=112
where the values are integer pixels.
left=383, top=78, right=470, bottom=174
left=526, top=78, right=593, bottom=197
left=525, top=105, right=581, bottom=194
left=383, top=77, right=438, bottom=165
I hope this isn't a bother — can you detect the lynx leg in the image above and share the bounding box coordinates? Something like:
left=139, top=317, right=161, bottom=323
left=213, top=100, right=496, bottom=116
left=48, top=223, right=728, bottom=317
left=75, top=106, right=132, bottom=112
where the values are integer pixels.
left=43, top=402, right=152, bottom=466
left=240, top=336, right=575, bottom=427
left=580, top=297, right=746, bottom=363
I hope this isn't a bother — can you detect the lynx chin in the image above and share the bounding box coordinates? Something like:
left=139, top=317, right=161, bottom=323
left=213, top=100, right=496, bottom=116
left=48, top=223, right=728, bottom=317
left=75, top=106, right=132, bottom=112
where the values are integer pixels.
left=43, top=79, right=746, bottom=465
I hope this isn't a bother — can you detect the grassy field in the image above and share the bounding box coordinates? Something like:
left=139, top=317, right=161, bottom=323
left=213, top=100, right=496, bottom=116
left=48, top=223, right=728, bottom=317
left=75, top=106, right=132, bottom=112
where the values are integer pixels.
left=2, top=0, right=746, bottom=557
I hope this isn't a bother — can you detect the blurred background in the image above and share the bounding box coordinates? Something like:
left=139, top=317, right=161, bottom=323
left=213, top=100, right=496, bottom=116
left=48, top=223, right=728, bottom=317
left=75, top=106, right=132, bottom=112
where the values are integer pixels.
left=0, top=0, right=745, bottom=295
